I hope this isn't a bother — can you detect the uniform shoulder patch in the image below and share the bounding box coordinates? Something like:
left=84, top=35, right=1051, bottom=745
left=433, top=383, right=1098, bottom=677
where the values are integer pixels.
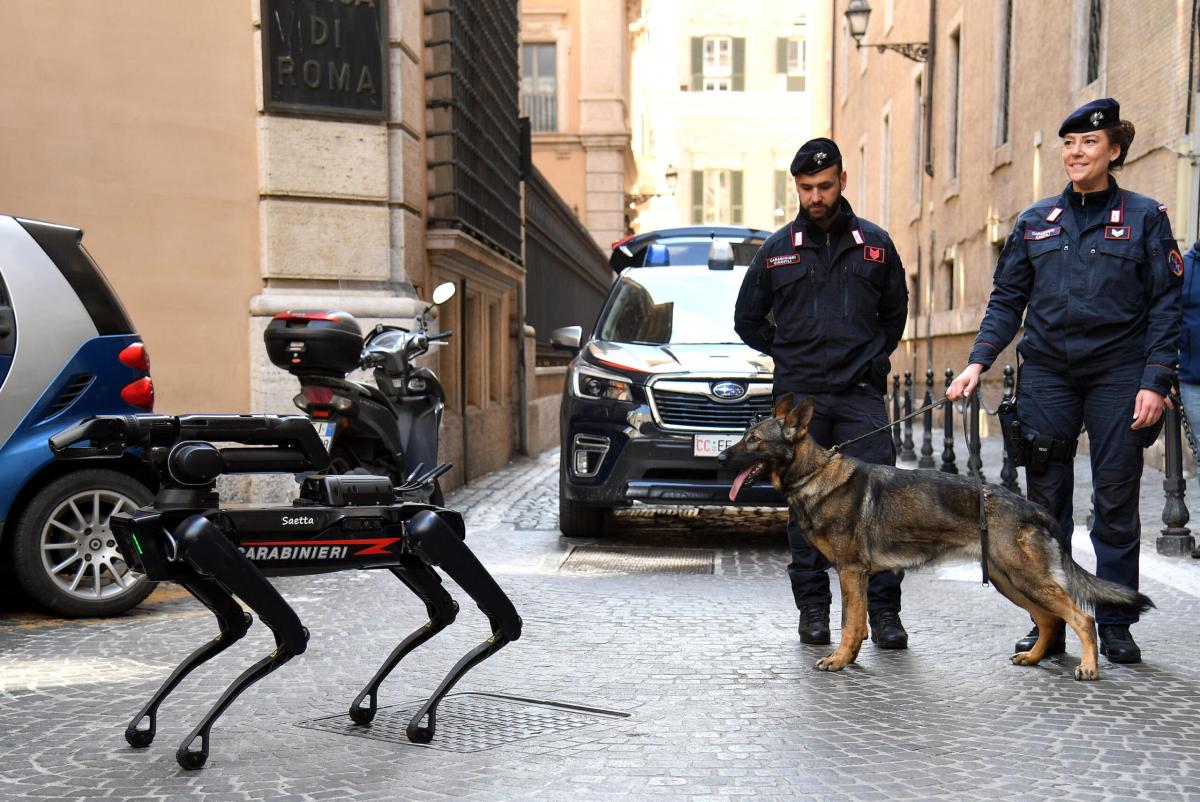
left=766, top=254, right=802, bottom=268
left=863, top=245, right=886, bottom=264
left=1158, top=203, right=1169, bottom=214
left=1170, top=248, right=1185, bottom=278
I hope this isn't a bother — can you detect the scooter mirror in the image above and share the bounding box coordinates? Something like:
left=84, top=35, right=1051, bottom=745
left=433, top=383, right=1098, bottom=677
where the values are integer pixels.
left=432, top=282, right=456, bottom=306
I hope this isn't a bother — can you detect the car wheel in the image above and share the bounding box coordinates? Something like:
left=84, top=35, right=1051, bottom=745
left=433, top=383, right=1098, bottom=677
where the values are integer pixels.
left=559, top=495, right=608, bottom=538
left=12, top=470, right=155, bottom=617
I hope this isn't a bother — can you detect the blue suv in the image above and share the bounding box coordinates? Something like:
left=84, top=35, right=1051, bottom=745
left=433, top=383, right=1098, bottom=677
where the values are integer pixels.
left=0, top=216, right=156, bottom=616
left=553, top=226, right=784, bottom=538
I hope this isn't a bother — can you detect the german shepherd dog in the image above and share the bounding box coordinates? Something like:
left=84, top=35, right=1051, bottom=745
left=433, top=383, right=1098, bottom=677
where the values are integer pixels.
left=719, top=395, right=1153, bottom=680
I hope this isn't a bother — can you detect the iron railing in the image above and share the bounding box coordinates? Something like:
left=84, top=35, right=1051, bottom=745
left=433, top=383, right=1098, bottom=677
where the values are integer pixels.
left=425, top=0, right=523, bottom=261
left=889, top=366, right=1197, bottom=558
left=524, top=166, right=611, bottom=361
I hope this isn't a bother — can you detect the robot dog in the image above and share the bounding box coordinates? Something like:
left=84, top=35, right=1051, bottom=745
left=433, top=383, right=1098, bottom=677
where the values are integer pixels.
left=49, top=414, right=521, bottom=769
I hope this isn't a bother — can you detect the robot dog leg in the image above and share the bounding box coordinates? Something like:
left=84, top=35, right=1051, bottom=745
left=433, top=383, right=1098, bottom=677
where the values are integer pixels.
left=168, top=515, right=309, bottom=769
left=403, top=510, right=522, bottom=743
left=348, top=560, right=460, bottom=725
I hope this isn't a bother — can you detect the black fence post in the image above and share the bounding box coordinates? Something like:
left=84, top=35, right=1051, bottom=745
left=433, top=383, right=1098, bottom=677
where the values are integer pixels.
left=901, top=370, right=917, bottom=462
left=1000, top=364, right=1020, bottom=494
left=940, top=368, right=957, bottom=473
left=891, top=373, right=902, bottom=452
left=1158, top=403, right=1194, bottom=555
left=919, top=368, right=936, bottom=468
left=967, top=391, right=984, bottom=483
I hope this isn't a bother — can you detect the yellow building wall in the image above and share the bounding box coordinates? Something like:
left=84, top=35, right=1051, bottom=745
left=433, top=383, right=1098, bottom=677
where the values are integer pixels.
left=0, top=1, right=261, bottom=413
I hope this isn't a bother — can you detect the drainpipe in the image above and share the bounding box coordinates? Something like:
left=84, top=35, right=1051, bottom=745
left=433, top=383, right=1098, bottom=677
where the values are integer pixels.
left=459, top=277, right=470, bottom=484
left=923, top=0, right=937, bottom=178
left=830, top=0, right=837, bottom=138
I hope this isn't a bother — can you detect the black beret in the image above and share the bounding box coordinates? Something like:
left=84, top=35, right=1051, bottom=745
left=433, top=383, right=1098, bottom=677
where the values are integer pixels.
left=790, top=137, right=842, bottom=176
left=1058, top=97, right=1120, bottom=137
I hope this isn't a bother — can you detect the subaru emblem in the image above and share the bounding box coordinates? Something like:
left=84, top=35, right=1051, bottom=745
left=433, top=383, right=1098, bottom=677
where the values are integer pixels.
left=712, top=381, right=747, bottom=401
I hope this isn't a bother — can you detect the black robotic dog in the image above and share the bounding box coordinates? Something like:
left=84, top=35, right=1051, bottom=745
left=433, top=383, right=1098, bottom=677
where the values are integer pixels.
left=50, top=414, right=521, bottom=770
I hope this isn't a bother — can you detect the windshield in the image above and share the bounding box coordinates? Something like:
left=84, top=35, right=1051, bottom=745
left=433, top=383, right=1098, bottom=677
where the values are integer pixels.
left=596, top=266, right=748, bottom=345
left=631, top=238, right=762, bottom=267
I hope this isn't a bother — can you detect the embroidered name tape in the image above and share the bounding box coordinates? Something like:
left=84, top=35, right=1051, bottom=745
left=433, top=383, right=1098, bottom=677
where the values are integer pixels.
left=1024, top=226, right=1062, bottom=241
left=766, top=254, right=802, bottom=268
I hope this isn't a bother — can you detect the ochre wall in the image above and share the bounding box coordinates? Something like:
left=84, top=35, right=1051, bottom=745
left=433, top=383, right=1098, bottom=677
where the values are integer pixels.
left=0, top=2, right=260, bottom=412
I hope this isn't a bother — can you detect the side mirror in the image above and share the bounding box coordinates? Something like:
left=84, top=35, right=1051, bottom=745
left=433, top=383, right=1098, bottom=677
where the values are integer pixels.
left=549, top=325, right=582, bottom=354
left=432, top=281, right=456, bottom=306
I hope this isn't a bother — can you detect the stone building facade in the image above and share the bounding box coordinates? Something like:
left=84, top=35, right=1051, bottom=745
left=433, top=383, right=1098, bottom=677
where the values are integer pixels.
left=0, top=0, right=576, bottom=493
left=630, top=0, right=831, bottom=234
left=831, top=0, right=1200, bottom=388
left=519, top=0, right=641, bottom=249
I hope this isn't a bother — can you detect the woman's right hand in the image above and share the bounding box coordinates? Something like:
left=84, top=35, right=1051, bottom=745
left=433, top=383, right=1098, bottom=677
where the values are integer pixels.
left=946, top=363, right=985, bottom=401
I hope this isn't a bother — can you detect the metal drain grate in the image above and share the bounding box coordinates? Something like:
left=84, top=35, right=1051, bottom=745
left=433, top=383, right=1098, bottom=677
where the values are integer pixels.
left=298, top=692, right=628, bottom=753
left=560, top=545, right=714, bottom=574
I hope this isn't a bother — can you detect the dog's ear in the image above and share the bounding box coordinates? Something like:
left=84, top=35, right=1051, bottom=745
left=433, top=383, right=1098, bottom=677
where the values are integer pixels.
left=783, top=397, right=815, bottom=433
left=773, top=393, right=795, bottom=419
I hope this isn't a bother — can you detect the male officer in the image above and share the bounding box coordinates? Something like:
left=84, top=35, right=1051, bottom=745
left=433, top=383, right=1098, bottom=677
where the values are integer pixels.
left=734, top=137, right=910, bottom=648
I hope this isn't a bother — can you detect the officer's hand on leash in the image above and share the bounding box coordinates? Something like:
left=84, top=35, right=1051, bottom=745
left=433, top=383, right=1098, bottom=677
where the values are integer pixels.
left=1131, top=389, right=1170, bottom=429
left=946, top=364, right=985, bottom=402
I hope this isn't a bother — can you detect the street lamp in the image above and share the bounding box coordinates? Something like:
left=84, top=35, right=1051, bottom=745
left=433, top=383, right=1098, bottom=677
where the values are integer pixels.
left=844, top=0, right=929, bottom=63
left=627, top=164, right=679, bottom=208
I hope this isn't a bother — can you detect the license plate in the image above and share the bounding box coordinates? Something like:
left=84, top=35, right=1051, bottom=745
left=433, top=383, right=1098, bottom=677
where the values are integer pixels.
left=693, top=433, right=739, bottom=458
left=311, top=419, right=335, bottom=453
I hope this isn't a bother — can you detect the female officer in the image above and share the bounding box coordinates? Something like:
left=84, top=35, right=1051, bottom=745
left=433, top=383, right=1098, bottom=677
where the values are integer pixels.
left=947, top=98, right=1181, bottom=664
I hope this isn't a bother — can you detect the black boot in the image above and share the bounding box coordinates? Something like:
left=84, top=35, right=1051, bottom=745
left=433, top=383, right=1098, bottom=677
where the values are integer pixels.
left=1098, top=624, right=1141, bottom=664
left=797, top=604, right=830, bottom=644
left=1013, top=623, right=1066, bottom=655
left=868, top=609, right=908, bottom=649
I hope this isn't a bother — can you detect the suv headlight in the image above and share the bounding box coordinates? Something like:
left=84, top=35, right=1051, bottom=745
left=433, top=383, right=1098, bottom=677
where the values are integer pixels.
left=570, top=363, right=633, bottom=402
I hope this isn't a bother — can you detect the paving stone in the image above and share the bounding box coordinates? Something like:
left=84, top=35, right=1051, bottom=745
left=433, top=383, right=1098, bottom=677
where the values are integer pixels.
left=0, top=443, right=1197, bottom=801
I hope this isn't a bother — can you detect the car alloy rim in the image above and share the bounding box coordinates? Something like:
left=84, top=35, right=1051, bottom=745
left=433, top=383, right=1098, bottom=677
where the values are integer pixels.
left=39, top=489, right=142, bottom=601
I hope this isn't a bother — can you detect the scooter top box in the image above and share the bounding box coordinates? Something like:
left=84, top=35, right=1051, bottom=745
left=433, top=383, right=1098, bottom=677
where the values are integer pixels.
left=265, top=310, right=363, bottom=376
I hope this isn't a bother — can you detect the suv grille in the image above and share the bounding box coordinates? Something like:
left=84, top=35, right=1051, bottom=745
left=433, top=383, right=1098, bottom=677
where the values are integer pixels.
left=652, top=390, right=771, bottom=431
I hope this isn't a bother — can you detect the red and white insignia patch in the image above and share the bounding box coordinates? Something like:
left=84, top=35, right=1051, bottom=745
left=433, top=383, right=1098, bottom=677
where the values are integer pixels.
left=766, top=254, right=802, bottom=268
left=792, top=231, right=804, bottom=248
left=863, top=245, right=885, bottom=264
left=1170, top=249, right=1185, bottom=277
left=851, top=229, right=864, bottom=245
left=1104, top=226, right=1131, bottom=240
left=1158, top=204, right=1169, bottom=213
left=1046, top=207, right=1064, bottom=222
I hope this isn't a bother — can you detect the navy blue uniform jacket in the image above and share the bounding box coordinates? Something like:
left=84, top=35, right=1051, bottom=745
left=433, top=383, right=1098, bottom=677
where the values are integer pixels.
left=967, top=183, right=1181, bottom=395
left=733, top=199, right=908, bottom=394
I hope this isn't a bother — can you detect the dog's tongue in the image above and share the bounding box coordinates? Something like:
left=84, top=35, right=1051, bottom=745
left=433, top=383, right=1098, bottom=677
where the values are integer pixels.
left=729, top=465, right=758, bottom=502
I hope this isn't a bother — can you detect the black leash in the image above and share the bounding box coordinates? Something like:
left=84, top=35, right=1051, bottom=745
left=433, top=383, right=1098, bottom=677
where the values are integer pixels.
left=827, top=397, right=949, bottom=455
left=827, top=394, right=991, bottom=586
left=958, top=396, right=990, bottom=586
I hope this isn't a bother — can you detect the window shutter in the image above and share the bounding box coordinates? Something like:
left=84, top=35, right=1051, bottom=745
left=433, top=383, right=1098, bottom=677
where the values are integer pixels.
left=692, top=170, right=705, bottom=223
left=732, top=38, right=745, bottom=91
left=691, top=37, right=703, bottom=91
left=777, top=37, right=788, bottom=73
left=731, top=171, right=744, bottom=224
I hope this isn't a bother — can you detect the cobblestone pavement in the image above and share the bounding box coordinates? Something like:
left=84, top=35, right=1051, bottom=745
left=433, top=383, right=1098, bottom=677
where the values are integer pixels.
left=1, top=439, right=1199, bottom=801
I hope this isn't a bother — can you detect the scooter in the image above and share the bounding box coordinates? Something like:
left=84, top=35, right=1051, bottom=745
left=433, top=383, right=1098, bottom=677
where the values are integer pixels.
left=265, top=282, right=457, bottom=505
